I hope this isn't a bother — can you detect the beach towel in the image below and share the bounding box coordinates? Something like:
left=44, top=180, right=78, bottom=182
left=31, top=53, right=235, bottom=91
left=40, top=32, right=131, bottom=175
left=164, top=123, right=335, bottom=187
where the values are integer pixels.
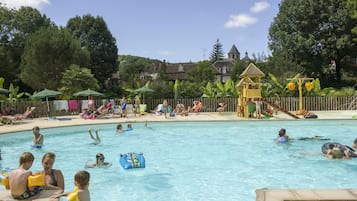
left=68, top=100, right=78, bottom=111
left=81, top=100, right=89, bottom=110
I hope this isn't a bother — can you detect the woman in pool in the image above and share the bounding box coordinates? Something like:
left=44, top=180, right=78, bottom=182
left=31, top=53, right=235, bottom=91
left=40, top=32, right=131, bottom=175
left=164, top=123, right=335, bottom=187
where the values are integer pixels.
left=85, top=153, right=112, bottom=168
left=325, top=146, right=350, bottom=160
left=39, top=152, right=64, bottom=190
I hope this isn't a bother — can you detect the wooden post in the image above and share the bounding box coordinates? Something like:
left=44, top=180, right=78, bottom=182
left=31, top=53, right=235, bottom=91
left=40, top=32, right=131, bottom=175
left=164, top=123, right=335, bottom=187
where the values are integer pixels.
left=287, top=77, right=314, bottom=115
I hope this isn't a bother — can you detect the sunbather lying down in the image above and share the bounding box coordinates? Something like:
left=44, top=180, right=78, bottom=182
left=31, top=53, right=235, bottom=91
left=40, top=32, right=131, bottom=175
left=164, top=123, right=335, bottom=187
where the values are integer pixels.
left=1, top=107, right=36, bottom=123
left=303, top=111, right=318, bottom=119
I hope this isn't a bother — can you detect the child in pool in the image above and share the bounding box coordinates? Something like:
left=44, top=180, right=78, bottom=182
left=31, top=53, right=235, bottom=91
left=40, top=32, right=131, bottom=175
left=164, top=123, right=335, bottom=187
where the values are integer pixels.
left=53, top=170, right=91, bottom=201
left=116, top=123, right=123, bottom=134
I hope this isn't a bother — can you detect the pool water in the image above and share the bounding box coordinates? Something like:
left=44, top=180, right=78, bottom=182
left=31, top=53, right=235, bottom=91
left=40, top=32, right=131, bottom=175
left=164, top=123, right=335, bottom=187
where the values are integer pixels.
left=0, top=120, right=357, bottom=201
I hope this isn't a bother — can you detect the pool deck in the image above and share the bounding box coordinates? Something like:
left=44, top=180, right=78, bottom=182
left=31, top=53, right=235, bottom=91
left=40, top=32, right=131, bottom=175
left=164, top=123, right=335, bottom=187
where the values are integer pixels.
left=0, top=189, right=62, bottom=201
left=1, top=110, right=357, bottom=201
left=0, top=110, right=356, bottom=134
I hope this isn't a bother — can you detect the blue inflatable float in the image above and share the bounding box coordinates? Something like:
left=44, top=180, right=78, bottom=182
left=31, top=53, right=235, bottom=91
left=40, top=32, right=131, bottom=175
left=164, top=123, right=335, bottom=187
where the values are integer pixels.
left=120, top=153, right=145, bottom=169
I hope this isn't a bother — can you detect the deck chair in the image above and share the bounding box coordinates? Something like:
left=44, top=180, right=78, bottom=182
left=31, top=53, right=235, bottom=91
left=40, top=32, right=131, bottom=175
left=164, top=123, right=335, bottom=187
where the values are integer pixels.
left=2, top=107, right=36, bottom=124
left=113, top=105, right=122, bottom=116
left=125, top=104, right=134, bottom=117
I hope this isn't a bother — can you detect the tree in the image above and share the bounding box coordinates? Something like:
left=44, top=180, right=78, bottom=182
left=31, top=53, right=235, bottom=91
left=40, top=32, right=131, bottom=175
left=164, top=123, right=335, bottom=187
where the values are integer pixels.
left=187, top=60, right=215, bottom=85
left=216, top=78, right=235, bottom=97
left=209, top=38, right=224, bottom=63
left=0, top=6, right=52, bottom=87
left=7, top=83, right=29, bottom=102
left=20, top=27, right=89, bottom=90
left=118, top=55, right=155, bottom=88
left=269, top=0, right=357, bottom=83
left=59, top=64, right=99, bottom=99
left=67, top=15, right=118, bottom=90
left=347, top=0, right=357, bottom=36
left=230, top=61, right=247, bottom=82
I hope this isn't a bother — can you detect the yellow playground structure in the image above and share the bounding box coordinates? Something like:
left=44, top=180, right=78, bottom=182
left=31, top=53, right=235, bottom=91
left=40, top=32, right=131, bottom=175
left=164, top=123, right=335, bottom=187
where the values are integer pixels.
left=236, top=63, right=265, bottom=118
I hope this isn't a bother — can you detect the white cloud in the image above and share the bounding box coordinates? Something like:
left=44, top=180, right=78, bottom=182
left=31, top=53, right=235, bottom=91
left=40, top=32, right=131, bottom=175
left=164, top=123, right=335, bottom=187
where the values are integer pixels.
left=250, top=1, right=270, bottom=13
left=0, top=0, right=49, bottom=10
left=224, top=14, right=257, bottom=28
left=158, top=51, right=170, bottom=56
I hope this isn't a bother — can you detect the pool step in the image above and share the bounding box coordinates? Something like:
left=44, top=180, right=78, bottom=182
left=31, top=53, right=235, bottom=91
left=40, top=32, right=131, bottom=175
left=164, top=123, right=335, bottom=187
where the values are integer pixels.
left=256, top=189, right=357, bottom=201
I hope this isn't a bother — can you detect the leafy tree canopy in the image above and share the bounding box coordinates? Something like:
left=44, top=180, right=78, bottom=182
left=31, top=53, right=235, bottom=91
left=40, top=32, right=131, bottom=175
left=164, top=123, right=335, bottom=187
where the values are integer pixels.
left=269, top=0, right=357, bottom=83
left=187, top=60, right=215, bottom=85
left=230, top=61, right=248, bottom=82
left=67, top=15, right=118, bottom=90
left=118, top=55, right=159, bottom=88
left=59, top=64, right=99, bottom=99
left=20, top=27, right=89, bottom=90
left=0, top=5, right=53, bottom=87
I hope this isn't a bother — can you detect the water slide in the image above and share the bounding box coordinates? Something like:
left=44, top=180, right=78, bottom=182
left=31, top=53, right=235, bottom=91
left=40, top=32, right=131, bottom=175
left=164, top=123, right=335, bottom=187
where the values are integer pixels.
left=262, top=99, right=300, bottom=119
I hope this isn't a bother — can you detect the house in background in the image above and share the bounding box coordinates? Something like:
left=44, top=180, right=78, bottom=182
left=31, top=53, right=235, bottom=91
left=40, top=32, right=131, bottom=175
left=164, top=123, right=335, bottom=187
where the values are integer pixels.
left=212, top=44, right=241, bottom=83
left=133, top=44, right=247, bottom=83
left=165, top=62, right=197, bottom=81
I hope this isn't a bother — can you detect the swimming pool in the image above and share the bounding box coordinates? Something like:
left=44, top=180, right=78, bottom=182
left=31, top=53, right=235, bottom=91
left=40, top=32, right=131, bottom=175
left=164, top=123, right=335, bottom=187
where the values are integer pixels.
left=0, top=120, right=356, bottom=200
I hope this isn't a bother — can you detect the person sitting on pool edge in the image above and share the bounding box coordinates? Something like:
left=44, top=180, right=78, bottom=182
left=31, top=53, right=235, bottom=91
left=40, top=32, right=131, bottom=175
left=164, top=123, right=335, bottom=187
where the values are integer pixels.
left=85, top=153, right=112, bottom=168
left=216, top=102, right=226, bottom=112
left=325, top=145, right=350, bottom=160
left=88, top=128, right=101, bottom=145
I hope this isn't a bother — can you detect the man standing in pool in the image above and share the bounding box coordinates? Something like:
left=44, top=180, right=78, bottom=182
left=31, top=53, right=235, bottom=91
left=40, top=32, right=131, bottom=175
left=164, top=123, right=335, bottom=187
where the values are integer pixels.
left=88, top=128, right=101, bottom=145
left=32, top=126, right=44, bottom=147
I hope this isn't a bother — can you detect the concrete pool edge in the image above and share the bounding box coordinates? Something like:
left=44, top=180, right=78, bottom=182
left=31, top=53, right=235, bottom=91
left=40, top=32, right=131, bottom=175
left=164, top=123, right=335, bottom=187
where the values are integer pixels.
left=256, top=188, right=357, bottom=201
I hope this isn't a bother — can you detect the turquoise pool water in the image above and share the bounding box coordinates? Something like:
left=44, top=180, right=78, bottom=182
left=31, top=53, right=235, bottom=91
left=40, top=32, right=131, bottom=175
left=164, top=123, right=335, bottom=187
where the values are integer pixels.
left=0, top=120, right=357, bottom=200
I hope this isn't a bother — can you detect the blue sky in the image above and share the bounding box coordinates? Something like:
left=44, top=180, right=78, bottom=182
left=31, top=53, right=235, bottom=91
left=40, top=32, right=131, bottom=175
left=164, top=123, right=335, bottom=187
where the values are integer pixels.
left=1, top=0, right=281, bottom=63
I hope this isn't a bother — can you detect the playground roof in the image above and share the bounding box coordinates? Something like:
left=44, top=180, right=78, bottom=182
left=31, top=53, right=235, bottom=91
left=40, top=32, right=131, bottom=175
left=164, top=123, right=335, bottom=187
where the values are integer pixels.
left=240, top=63, right=265, bottom=78
left=236, top=77, right=255, bottom=87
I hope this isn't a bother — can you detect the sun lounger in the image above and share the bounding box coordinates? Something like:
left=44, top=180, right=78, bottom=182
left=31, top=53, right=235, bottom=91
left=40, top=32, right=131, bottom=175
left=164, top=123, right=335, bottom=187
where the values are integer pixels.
left=1, top=107, right=36, bottom=124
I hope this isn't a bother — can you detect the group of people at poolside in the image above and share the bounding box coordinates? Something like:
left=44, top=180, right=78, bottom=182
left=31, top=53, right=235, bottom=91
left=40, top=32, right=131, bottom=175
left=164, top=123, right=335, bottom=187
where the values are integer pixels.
left=274, top=128, right=357, bottom=160
left=5, top=151, right=90, bottom=200
left=80, top=99, right=115, bottom=120
left=156, top=100, right=225, bottom=118
left=80, top=96, right=147, bottom=119
left=1, top=123, right=136, bottom=200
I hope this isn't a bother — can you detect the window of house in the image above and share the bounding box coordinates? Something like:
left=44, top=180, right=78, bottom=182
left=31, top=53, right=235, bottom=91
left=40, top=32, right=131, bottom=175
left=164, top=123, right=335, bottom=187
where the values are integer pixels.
left=178, top=65, right=184, bottom=72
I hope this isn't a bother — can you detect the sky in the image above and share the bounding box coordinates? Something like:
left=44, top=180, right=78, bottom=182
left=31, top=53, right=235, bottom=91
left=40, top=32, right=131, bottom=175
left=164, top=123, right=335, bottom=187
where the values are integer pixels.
left=0, top=0, right=281, bottom=63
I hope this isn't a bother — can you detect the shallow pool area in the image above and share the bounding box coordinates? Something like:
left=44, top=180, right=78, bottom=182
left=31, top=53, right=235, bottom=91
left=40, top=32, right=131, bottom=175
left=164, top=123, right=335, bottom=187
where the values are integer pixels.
left=1, top=120, right=357, bottom=201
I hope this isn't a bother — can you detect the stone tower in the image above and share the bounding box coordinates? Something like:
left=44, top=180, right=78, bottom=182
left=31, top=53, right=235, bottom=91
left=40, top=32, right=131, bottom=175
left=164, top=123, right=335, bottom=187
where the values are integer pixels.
left=227, top=44, right=240, bottom=61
